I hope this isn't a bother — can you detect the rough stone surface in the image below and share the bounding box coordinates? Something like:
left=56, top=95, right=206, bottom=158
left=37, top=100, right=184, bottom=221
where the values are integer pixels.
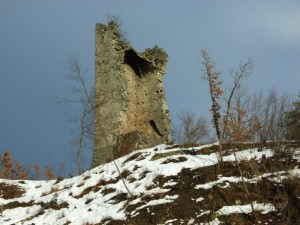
left=92, top=22, right=172, bottom=167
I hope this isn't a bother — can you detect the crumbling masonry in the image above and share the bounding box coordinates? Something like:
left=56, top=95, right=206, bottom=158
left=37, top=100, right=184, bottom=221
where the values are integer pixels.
left=91, top=22, right=172, bottom=167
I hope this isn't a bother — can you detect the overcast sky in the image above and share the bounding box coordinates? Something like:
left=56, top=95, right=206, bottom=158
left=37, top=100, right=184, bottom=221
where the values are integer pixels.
left=1, top=1, right=299, bottom=176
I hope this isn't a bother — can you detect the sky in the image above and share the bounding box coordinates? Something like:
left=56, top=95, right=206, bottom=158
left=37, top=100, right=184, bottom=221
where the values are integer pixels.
left=1, top=1, right=299, bottom=176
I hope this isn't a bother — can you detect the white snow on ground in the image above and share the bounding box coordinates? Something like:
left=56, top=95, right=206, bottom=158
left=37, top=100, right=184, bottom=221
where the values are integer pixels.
left=135, top=195, right=179, bottom=211
left=195, top=176, right=241, bottom=190
left=217, top=202, right=276, bottom=215
left=0, top=143, right=298, bottom=224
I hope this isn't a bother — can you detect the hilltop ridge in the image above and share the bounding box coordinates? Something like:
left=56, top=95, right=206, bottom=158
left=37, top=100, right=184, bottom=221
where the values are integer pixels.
left=0, top=143, right=300, bottom=224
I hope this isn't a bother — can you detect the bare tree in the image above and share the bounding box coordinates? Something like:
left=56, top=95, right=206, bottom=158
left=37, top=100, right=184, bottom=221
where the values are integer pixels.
left=221, top=58, right=254, bottom=142
left=248, top=91, right=264, bottom=144
left=273, top=91, right=292, bottom=141
left=65, top=53, right=94, bottom=175
left=201, top=51, right=256, bottom=217
left=285, top=93, right=300, bottom=141
left=175, top=111, right=209, bottom=146
left=201, top=50, right=223, bottom=159
left=226, top=86, right=252, bottom=143
left=249, top=89, right=292, bottom=147
left=201, top=50, right=254, bottom=162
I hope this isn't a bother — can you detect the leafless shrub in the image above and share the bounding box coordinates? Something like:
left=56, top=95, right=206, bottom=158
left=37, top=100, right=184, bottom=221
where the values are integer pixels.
left=106, top=15, right=130, bottom=45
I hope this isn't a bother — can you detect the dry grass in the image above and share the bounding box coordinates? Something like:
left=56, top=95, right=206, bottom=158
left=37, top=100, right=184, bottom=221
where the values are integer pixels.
left=50, top=186, right=60, bottom=193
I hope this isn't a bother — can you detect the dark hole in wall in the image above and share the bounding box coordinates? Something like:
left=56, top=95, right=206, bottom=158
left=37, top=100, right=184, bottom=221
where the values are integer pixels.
left=149, top=120, right=163, bottom=137
left=124, top=49, right=153, bottom=77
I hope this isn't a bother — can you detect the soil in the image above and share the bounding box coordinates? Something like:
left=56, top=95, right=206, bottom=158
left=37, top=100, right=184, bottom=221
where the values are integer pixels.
left=104, top=145, right=300, bottom=225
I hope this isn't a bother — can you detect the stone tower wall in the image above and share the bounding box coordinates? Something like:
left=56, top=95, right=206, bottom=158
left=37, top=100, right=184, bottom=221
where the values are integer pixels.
left=92, top=22, right=172, bottom=167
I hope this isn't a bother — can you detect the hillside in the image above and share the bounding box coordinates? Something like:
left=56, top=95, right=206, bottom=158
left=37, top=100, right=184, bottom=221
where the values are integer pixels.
left=0, top=143, right=300, bottom=225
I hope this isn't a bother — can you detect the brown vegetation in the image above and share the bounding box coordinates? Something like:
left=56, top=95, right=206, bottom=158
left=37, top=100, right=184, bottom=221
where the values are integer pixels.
left=0, top=150, right=28, bottom=180
left=0, top=150, right=56, bottom=180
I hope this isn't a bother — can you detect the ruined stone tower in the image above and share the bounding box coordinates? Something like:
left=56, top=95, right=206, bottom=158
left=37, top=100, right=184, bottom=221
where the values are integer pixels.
left=91, top=21, right=172, bottom=167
